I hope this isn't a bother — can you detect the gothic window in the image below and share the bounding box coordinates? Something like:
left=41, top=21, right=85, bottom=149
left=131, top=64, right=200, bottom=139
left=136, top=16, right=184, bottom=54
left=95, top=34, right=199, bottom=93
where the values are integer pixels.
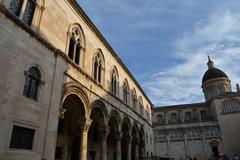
left=9, top=0, right=38, bottom=26
left=22, top=0, right=36, bottom=25
left=93, top=51, right=104, bottom=83
left=23, top=67, right=41, bottom=100
left=68, top=27, right=82, bottom=65
left=10, top=125, right=35, bottom=150
left=9, top=0, right=23, bottom=16
left=200, top=110, right=207, bottom=121
left=123, top=80, right=129, bottom=104
left=185, top=112, right=192, bottom=121
left=157, top=114, right=163, bottom=123
left=171, top=113, right=177, bottom=122
left=111, top=67, right=118, bottom=96
left=131, top=89, right=137, bottom=110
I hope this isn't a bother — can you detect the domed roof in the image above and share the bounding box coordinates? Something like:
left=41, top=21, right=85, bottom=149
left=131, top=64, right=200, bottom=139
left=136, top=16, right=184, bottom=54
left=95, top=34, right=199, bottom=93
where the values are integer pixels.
left=202, top=56, right=228, bottom=83
left=202, top=67, right=228, bottom=83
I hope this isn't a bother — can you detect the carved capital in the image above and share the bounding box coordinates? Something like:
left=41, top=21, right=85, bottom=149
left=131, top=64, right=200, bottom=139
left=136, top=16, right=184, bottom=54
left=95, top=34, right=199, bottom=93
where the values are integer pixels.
left=80, top=119, right=92, bottom=132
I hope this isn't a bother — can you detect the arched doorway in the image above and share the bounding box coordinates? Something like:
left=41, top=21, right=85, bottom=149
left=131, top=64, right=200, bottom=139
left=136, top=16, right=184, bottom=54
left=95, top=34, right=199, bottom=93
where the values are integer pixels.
left=88, top=101, right=108, bottom=160
left=121, top=118, right=131, bottom=160
left=209, top=140, right=219, bottom=159
left=55, top=94, right=86, bottom=160
left=139, top=127, right=145, bottom=160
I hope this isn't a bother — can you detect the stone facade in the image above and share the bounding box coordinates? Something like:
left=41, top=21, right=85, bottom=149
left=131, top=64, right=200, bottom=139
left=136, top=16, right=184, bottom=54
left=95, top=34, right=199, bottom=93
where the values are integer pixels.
left=0, top=0, right=154, bottom=160
left=153, top=58, right=240, bottom=160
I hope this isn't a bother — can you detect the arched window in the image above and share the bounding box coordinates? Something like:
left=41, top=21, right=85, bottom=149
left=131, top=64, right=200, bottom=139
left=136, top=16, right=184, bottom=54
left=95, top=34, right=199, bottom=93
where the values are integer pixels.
left=22, top=0, right=36, bottom=25
left=93, top=50, right=104, bottom=83
left=200, top=110, right=207, bottom=121
left=111, top=67, right=118, bottom=96
left=9, top=0, right=39, bottom=26
left=123, top=80, right=129, bottom=104
left=171, top=113, right=177, bottom=122
left=157, top=114, right=163, bottom=123
left=68, top=26, right=83, bottom=65
left=23, top=67, right=41, bottom=99
left=185, top=112, right=192, bottom=121
left=131, top=88, right=137, bottom=110
left=9, top=0, right=24, bottom=16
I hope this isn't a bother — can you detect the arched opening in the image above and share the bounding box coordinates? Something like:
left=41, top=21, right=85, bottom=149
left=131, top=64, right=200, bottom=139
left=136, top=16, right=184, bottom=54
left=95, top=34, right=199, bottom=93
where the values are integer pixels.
left=131, top=124, right=139, bottom=160
left=139, top=127, right=145, bottom=160
left=209, top=140, right=219, bottom=159
left=88, top=102, right=107, bottom=160
left=107, top=116, right=119, bottom=160
left=121, top=118, right=131, bottom=160
left=55, top=94, right=86, bottom=160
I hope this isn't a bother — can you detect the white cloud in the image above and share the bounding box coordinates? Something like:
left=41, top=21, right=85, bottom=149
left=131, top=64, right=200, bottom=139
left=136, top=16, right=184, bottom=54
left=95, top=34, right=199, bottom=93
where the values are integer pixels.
left=144, top=10, right=240, bottom=106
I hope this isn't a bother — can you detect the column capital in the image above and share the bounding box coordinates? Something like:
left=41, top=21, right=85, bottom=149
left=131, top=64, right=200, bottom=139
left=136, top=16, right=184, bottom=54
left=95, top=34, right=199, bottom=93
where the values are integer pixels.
left=80, top=119, right=92, bottom=132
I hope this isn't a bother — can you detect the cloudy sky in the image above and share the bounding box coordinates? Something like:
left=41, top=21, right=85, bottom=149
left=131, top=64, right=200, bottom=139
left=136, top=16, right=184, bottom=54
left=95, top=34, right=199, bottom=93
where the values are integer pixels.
left=78, top=0, right=240, bottom=106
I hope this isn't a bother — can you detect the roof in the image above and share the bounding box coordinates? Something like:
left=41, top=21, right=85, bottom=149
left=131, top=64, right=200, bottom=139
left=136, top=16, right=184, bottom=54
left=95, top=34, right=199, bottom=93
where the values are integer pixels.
left=202, top=67, right=228, bottom=83
left=154, top=102, right=209, bottom=111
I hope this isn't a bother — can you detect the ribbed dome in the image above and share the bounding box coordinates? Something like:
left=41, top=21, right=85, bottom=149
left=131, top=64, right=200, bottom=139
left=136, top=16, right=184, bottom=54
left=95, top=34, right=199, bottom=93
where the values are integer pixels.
left=202, top=67, right=228, bottom=83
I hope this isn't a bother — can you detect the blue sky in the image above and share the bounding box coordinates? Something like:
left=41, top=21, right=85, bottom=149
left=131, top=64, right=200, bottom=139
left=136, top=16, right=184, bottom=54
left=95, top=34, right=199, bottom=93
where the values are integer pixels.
left=78, top=0, right=240, bottom=106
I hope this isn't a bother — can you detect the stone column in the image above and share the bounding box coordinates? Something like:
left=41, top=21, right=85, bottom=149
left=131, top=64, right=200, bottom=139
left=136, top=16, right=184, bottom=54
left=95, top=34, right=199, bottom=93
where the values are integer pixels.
left=100, top=128, right=108, bottom=160
left=79, top=119, right=92, bottom=160
left=116, top=131, right=122, bottom=160
left=127, top=135, right=132, bottom=160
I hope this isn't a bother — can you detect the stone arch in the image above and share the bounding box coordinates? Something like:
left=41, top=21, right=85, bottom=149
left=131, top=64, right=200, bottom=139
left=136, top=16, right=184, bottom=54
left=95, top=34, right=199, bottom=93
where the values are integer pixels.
left=61, top=83, right=90, bottom=119
left=88, top=100, right=108, bottom=160
left=56, top=85, right=89, bottom=160
left=109, top=110, right=121, bottom=130
left=107, top=110, right=122, bottom=160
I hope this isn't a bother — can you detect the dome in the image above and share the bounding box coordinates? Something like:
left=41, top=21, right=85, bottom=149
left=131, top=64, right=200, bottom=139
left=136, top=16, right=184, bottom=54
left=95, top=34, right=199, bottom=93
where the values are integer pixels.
left=202, top=67, right=228, bottom=83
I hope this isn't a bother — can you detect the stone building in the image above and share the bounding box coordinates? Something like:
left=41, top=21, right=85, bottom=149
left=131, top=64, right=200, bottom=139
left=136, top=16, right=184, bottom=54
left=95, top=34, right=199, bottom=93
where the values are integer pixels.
left=0, top=0, right=154, bottom=160
left=153, top=57, right=240, bottom=160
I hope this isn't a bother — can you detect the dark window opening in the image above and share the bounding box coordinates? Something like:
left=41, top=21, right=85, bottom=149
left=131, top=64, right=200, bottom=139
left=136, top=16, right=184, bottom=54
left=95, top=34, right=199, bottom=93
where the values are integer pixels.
left=9, top=0, right=23, bottom=16
left=10, top=125, right=35, bottom=150
left=23, top=67, right=41, bottom=100
left=75, top=44, right=81, bottom=65
left=68, top=38, right=75, bottom=60
left=22, top=0, right=36, bottom=25
left=55, top=147, right=63, bottom=160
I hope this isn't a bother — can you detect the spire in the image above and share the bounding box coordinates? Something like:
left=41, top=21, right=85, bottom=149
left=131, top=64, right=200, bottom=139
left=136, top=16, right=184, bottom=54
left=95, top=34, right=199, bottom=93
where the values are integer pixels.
left=207, top=55, right=214, bottom=68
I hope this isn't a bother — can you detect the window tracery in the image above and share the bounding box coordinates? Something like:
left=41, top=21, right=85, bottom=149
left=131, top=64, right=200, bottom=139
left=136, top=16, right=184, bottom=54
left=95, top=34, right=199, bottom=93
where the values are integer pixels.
left=123, top=80, right=129, bottom=104
left=111, top=67, right=118, bottom=95
left=93, top=51, right=104, bottom=83
left=68, top=27, right=82, bottom=65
